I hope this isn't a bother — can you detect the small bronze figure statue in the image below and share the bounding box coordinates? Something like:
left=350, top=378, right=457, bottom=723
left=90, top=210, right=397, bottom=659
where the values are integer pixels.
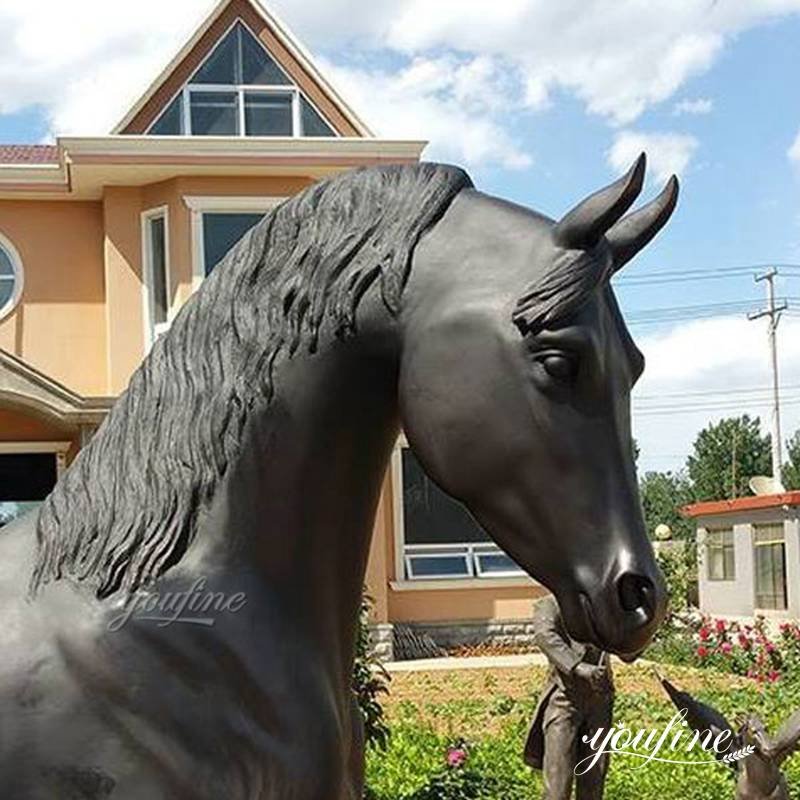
left=661, top=676, right=800, bottom=800
left=524, top=595, right=615, bottom=799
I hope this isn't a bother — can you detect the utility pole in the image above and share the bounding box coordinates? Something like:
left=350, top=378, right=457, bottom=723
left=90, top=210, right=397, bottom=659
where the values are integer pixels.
left=748, top=269, right=787, bottom=483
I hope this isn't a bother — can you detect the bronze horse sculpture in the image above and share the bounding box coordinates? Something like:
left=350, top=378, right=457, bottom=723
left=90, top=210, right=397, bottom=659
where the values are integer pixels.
left=0, top=157, right=675, bottom=798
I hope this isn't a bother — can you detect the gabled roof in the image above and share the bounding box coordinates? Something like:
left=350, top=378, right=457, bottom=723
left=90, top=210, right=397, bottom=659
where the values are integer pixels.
left=113, top=0, right=373, bottom=138
left=0, top=145, right=59, bottom=165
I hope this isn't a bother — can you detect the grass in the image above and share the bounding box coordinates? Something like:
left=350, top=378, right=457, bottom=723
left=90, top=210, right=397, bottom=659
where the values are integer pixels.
left=366, top=661, right=800, bottom=799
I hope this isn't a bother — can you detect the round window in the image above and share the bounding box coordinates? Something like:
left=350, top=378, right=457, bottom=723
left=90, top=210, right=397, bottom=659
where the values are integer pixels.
left=0, top=237, right=23, bottom=319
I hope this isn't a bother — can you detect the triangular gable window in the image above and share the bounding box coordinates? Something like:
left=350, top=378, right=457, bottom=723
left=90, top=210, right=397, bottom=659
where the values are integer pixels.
left=148, top=21, right=336, bottom=138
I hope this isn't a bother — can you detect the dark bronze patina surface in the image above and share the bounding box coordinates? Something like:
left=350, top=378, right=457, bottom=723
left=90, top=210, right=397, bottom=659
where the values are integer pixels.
left=0, top=158, right=675, bottom=798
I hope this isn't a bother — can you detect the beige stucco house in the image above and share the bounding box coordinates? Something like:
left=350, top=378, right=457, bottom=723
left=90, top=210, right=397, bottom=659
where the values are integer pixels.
left=0, top=0, right=544, bottom=659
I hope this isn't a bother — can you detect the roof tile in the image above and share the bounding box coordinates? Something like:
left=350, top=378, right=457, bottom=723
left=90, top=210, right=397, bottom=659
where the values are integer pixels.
left=0, top=144, right=59, bottom=165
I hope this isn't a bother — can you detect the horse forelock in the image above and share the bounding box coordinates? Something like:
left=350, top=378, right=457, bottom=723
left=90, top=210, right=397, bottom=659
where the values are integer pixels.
left=511, top=242, right=612, bottom=336
left=31, top=163, right=472, bottom=599
left=511, top=239, right=642, bottom=381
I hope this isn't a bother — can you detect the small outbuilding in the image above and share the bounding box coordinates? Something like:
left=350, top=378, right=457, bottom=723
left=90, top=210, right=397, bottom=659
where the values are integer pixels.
left=683, top=492, right=800, bottom=619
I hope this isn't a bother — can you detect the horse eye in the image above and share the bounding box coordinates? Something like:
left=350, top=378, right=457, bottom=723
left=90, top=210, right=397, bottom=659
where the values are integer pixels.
left=541, top=354, right=578, bottom=381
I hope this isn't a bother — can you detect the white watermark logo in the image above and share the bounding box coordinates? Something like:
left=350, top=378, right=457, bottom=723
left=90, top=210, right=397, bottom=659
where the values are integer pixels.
left=575, top=708, right=750, bottom=775
left=107, top=577, right=247, bottom=632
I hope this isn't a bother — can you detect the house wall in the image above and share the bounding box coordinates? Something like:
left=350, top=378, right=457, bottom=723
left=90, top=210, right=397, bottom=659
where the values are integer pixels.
left=364, top=451, right=546, bottom=653
left=164, top=174, right=312, bottom=303
left=105, top=175, right=315, bottom=394
left=696, top=507, right=800, bottom=619
left=698, top=522, right=755, bottom=617
left=0, top=200, right=107, bottom=396
left=785, top=518, right=800, bottom=617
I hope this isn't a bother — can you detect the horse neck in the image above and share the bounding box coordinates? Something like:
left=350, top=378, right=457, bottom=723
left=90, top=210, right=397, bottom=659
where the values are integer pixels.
left=190, top=322, right=400, bottom=666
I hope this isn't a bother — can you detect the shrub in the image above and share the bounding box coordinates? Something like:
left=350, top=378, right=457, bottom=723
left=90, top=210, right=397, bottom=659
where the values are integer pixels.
left=404, top=743, right=515, bottom=800
left=354, top=593, right=391, bottom=750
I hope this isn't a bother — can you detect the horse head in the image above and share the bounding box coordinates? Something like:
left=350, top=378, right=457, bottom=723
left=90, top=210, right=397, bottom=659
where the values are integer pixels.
left=399, top=154, right=675, bottom=658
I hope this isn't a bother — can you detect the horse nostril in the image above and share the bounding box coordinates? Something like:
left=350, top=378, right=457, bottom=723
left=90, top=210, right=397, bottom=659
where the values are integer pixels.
left=616, top=572, right=655, bottom=618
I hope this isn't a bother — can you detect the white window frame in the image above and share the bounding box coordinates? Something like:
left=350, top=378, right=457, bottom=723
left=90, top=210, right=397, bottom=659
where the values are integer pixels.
left=184, top=85, right=301, bottom=137
left=404, top=544, right=473, bottom=581
left=141, top=206, right=172, bottom=348
left=704, top=526, right=735, bottom=582
left=146, top=19, right=338, bottom=139
left=0, top=231, right=24, bottom=322
left=184, top=196, right=286, bottom=289
left=391, top=436, right=528, bottom=585
left=753, top=522, right=788, bottom=612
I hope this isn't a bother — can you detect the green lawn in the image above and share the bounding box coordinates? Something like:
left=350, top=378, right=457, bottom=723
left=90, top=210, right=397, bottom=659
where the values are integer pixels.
left=366, top=662, right=800, bottom=799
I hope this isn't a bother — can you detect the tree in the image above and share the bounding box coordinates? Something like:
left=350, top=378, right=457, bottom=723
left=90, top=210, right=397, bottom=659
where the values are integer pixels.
left=639, top=470, right=694, bottom=540
left=784, top=430, right=800, bottom=490
left=687, top=415, right=771, bottom=501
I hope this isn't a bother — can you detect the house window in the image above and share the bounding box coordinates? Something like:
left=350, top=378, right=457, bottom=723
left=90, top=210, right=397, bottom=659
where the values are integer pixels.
left=147, top=21, right=336, bottom=138
left=754, top=523, right=787, bottom=610
left=142, top=208, right=170, bottom=342
left=399, top=446, right=524, bottom=581
left=705, top=527, right=735, bottom=581
left=0, top=451, right=59, bottom=528
left=0, top=234, right=23, bottom=320
left=201, top=212, right=264, bottom=275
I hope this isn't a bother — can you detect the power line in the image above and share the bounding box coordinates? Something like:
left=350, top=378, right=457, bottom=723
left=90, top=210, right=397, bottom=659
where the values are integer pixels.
left=615, top=263, right=800, bottom=286
left=634, top=394, right=800, bottom=412
left=633, top=397, right=800, bottom=417
left=624, top=297, right=800, bottom=326
left=635, top=382, right=800, bottom=401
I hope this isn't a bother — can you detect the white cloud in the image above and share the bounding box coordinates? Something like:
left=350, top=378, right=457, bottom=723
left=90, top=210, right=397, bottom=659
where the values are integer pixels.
left=608, top=130, right=698, bottom=183
left=0, top=0, right=798, bottom=151
left=274, top=0, right=800, bottom=125
left=673, top=97, right=714, bottom=115
left=788, top=129, right=800, bottom=164
left=0, top=0, right=207, bottom=136
left=631, top=315, right=800, bottom=474
left=322, top=56, right=532, bottom=170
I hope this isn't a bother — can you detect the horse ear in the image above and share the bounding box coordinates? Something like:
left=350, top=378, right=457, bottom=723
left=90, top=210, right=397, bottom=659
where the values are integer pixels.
left=607, top=175, right=679, bottom=272
left=553, top=153, right=646, bottom=250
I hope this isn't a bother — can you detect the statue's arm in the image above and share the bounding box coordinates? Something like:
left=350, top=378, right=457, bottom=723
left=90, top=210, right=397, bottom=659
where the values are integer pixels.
left=771, top=709, right=800, bottom=764
left=532, top=598, right=581, bottom=676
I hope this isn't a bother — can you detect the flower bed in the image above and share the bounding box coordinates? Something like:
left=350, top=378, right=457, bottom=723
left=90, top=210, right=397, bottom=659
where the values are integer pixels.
left=649, top=612, right=800, bottom=683
left=365, top=662, right=800, bottom=799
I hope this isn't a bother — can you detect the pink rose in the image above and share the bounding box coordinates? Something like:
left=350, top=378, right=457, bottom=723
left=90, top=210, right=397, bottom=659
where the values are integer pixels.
left=720, top=642, right=733, bottom=655
left=447, top=747, right=467, bottom=768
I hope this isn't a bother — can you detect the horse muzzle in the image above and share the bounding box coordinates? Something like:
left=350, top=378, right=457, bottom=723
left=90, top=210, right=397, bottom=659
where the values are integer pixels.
left=558, top=563, right=667, bottom=659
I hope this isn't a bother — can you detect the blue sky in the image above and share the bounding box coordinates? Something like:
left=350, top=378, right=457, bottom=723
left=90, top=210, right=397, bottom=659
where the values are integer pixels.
left=0, top=0, right=799, bottom=478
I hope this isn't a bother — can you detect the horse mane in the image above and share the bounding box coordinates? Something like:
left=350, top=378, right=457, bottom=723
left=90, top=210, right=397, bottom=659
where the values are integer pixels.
left=31, top=163, right=473, bottom=598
